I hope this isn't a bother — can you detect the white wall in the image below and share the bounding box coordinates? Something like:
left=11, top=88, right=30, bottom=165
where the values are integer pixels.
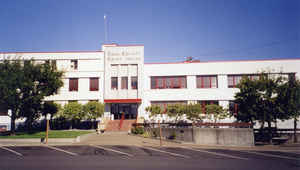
left=142, top=59, right=300, bottom=128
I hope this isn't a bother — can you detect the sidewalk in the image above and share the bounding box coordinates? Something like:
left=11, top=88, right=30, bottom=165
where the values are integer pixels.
left=78, top=132, right=300, bottom=151
left=1, top=132, right=300, bottom=151
left=78, top=132, right=180, bottom=147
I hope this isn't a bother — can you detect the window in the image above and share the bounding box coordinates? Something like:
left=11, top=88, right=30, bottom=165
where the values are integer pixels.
left=71, top=60, right=78, bottom=70
left=228, top=74, right=261, bottom=88
left=228, top=75, right=243, bottom=88
left=121, top=77, right=128, bottom=89
left=197, top=101, right=219, bottom=114
left=229, top=101, right=238, bottom=115
left=196, top=75, right=218, bottom=88
left=69, top=78, right=78, bottom=91
left=131, top=76, right=138, bottom=89
left=150, top=76, right=187, bottom=89
left=111, top=77, right=118, bottom=90
left=89, top=78, right=99, bottom=91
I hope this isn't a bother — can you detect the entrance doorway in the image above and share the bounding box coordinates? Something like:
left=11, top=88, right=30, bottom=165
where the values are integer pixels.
left=111, top=103, right=138, bottom=120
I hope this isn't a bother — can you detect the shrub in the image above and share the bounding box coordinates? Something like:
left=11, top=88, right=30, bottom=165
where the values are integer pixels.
left=168, top=131, right=176, bottom=140
left=131, top=126, right=144, bottom=134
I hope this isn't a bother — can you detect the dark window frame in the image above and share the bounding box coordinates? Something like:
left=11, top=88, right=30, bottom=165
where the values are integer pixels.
left=69, top=78, right=78, bottom=91
left=111, top=77, right=118, bottom=90
left=196, top=75, right=218, bottom=88
left=131, top=76, right=138, bottom=89
left=71, top=60, right=78, bottom=70
left=150, top=76, right=187, bottom=89
left=121, top=77, right=128, bottom=89
left=89, top=77, right=99, bottom=91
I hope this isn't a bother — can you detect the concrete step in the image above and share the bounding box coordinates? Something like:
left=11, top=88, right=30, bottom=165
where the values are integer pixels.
left=106, top=120, right=136, bottom=132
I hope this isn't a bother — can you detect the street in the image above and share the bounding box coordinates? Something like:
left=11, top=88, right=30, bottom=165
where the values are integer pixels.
left=0, top=145, right=299, bottom=170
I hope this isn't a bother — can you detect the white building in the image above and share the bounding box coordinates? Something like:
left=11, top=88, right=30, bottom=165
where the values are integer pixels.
left=0, top=43, right=300, bottom=130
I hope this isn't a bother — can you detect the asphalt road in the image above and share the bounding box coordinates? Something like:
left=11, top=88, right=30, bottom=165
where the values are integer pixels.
left=0, top=145, right=299, bottom=170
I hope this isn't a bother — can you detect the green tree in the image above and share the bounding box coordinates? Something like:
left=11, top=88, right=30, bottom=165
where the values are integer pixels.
left=62, top=102, right=84, bottom=129
left=277, top=77, right=300, bottom=142
left=145, top=105, right=163, bottom=120
left=205, top=104, right=230, bottom=124
left=42, top=101, right=61, bottom=118
left=0, top=59, right=63, bottom=134
left=234, top=73, right=290, bottom=143
left=186, top=104, right=203, bottom=123
left=83, top=101, right=104, bottom=128
left=166, top=104, right=187, bottom=123
left=234, top=74, right=285, bottom=128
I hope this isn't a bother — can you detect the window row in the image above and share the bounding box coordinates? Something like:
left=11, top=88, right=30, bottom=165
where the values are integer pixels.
left=227, top=74, right=260, bottom=88
left=111, top=76, right=138, bottom=90
left=69, top=77, right=99, bottom=92
left=151, top=76, right=187, bottom=89
left=227, top=73, right=295, bottom=88
left=150, top=75, right=218, bottom=89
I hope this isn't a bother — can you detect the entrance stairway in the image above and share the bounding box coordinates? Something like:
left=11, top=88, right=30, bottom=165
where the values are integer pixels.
left=105, top=120, right=136, bottom=132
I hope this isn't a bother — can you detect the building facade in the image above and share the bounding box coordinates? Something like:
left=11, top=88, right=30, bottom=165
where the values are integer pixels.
left=1, top=44, right=300, bottom=130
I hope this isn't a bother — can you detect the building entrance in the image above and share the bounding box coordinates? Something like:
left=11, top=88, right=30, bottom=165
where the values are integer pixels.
left=111, top=103, right=138, bottom=120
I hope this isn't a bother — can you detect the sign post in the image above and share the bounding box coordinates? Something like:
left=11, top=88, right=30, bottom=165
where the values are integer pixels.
left=45, top=114, right=51, bottom=144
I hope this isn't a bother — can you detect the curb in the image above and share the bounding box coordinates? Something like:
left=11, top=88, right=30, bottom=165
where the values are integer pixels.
left=129, top=133, right=183, bottom=144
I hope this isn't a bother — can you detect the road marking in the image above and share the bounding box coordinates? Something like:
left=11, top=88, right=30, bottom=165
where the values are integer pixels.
left=44, top=145, right=78, bottom=156
left=240, top=150, right=299, bottom=161
left=141, top=146, right=190, bottom=158
left=90, top=145, right=134, bottom=157
left=182, top=147, right=248, bottom=160
left=0, top=146, right=23, bottom=156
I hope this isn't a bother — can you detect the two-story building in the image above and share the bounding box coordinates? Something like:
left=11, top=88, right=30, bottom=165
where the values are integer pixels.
left=0, top=43, right=299, bottom=130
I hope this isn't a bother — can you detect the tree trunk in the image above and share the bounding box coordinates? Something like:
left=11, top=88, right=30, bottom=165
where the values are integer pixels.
left=294, top=117, right=298, bottom=143
left=267, top=121, right=272, bottom=144
left=10, top=113, right=16, bottom=135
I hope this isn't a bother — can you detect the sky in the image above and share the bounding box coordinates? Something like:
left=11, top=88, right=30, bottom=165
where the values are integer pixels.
left=0, top=0, right=299, bottom=63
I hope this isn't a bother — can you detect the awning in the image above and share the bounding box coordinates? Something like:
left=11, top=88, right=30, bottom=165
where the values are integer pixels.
left=104, top=99, right=142, bottom=103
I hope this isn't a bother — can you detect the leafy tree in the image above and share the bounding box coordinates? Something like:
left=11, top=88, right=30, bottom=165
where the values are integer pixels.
left=83, top=101, right=104, bottom=128
left=145, top=105, right=163, bottom=120
left=186, top=104, right=203, bottom=123
left=277, top=76, right=300, bottom=142
left=42, top=101, right=61, bottom=118
left=62, top=102, right=85, bottom=129
left=83, top=101, right=104, bottom=120
left=166, top=104, right=187, bottom=123
left=205, top=104, right=230, bottom=123
left=234, top=74, right=285, bottom=128
left=234, top=77, right=261, bottom=124
left=0, top=59, right=63, bottom=134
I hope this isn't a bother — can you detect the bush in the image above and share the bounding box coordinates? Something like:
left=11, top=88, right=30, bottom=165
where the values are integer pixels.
left=168, top=131, right=176, bottom=140
left=131, top=126, right=145, bottom=134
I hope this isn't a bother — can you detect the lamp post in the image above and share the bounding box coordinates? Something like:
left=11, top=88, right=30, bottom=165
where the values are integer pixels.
left=158, top=116, right=162, bottom=147
left=45, top=113, right=51, bottom=144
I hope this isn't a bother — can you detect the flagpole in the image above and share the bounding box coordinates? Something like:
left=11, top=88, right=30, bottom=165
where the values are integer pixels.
left=104, top=14, right=107, bottom=43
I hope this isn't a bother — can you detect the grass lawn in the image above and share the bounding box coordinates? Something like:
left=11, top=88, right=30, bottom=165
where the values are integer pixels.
left=0, top=130, right=93, bottom=139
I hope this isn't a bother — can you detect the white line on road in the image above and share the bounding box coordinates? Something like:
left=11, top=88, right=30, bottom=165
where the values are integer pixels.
left=90, top=145, right=134, bottom=157
left=44, top=145, right=78, bottom=156
left=141, top=146, right=190, bottom=159
left=0, top=146, right=23, bottom=156
left=182, top=147, right=248, bottom=160
left=240, top=150, right=299, bottom=161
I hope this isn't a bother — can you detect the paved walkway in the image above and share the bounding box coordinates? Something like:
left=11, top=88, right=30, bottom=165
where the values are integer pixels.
left=78, top=132, right=300, bottom=151
left=78, top=132, right=180, bottom=147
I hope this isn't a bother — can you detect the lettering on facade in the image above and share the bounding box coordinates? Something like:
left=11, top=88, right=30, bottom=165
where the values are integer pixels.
left=107, top=50, right=141, bottom=62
